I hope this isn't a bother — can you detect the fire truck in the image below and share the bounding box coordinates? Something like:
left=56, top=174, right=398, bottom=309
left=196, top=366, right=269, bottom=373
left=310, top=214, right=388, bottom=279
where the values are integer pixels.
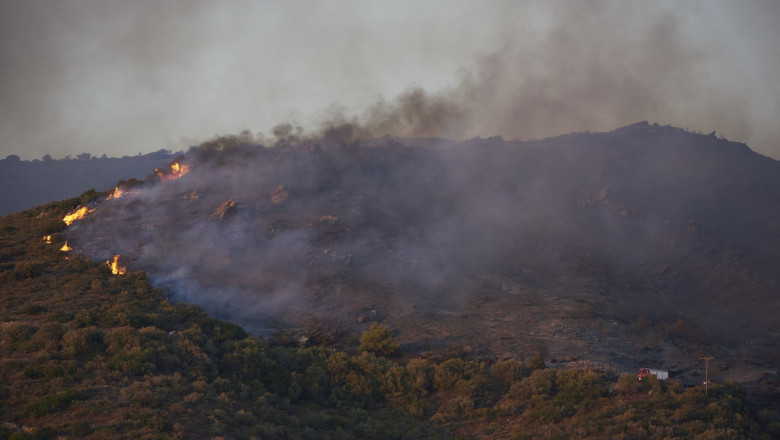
left=637, top=368, right=668, bottom=381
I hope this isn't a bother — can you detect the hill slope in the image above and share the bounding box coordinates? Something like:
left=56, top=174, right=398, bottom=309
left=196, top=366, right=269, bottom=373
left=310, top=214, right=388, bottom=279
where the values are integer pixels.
left=60, top=122, right=780, bottom=394
left=1, top=192, right=778, bottom=438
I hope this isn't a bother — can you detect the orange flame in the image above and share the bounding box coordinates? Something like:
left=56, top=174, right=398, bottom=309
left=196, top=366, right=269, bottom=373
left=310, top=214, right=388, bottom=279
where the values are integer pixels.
left=106, top=186, right=126, bottom=200
left=43, top=235, right=52, bottom=244
left=106, top=255, right=127, bottom=275
left=60, top=241, right=73, bottom=252
left=63, top=206, right=95, bottom=226
left=155, top=161, right=190, bottom=182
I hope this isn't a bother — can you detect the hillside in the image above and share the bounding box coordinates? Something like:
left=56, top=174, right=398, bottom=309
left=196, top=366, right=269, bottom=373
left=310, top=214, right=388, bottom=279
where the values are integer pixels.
left=1, top=190, right=778, bottom=438
left=59, top=123, right=780, bottom=391
left=0, top=151, right=177, bottom=216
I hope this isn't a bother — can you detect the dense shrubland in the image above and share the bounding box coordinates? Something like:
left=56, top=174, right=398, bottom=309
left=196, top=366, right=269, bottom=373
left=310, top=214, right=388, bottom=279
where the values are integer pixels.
left=1, top=195, right=778, bottom=439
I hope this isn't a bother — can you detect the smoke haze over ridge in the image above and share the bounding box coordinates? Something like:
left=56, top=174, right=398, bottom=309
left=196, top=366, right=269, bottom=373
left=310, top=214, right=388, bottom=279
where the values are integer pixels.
left=61, top=124, right=780, bottom=368
left=1, top=0, right=779, bottom=160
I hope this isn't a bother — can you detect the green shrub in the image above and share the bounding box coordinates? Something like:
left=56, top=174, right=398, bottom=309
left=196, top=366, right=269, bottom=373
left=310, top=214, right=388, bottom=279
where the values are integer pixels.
left=21, top=304, right=46, bottom=316
left=78, top=189, right=100, bottom=205
left=614, top=372, right=643, bottom=394
left=61, top=326, right=105, bottom=357
left=526, top=354, right=546, bottom=370
left=104, top=326, right=140, bottom=354
left=2, top=322, right=36, bottom=347
left=39, top=221, right=64, bottom=235
left=13, top=262, right=40, bottom=280
left=32, top=322, right=66, bottom=351
left=404, top=358, right=433, bottom=395
left=22, top=390, right=78, bottom=417
left=358, top=323, right=399, bottom=356
left=31, top=426, right=57, bottom=440
left=490, top=359, right=526, bottom=386
left=70, top=421, right=92, bottom=436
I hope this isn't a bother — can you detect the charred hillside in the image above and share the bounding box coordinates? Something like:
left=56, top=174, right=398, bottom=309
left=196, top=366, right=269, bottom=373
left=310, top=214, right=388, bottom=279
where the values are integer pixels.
left=65, top=122, right=780, bottom=388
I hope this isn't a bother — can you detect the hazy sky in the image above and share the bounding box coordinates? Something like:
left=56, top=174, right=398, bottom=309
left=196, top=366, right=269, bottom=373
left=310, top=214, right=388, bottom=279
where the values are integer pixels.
left=2, top=0, right=779, bottom=160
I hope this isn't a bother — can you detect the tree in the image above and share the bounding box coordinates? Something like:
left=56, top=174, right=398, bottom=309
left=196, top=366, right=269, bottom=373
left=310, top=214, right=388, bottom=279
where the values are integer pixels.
left=358, top=323, right=399, bottom=356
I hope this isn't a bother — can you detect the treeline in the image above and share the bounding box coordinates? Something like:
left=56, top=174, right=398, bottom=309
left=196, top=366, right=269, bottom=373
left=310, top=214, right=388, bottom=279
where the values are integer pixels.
left=0, top=151, right=177, bottom=216
left=0, top=195, right=778, bottom=439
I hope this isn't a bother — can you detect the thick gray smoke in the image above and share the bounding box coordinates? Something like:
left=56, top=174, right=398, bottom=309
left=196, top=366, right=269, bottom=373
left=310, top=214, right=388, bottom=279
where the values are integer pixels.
left=65, top=136, right=593, bottom=330
left=250, top=1, right=780, bottom=158
left=2, top=1, right=780, bottom=159
left=63, top=123, right=780, bottom=338
left=323, top=1, right=779, bottom=152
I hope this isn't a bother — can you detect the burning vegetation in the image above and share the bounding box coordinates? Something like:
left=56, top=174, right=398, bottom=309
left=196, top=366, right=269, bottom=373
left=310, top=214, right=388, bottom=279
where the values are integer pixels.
left=62, top=205, right=95, bottom=226
left=106, top=255, right=127, bottom=275
left=60, top=241, right=72, bottom=252
left=154, top=161, right=190, bottom=182
left=106, top=186, right=126, bottom=200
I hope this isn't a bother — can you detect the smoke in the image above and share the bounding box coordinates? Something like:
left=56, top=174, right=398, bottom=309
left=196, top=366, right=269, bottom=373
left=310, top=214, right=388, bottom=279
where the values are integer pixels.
left=245, top=0, right=780, bottom=157
left=52, top=127, right=652, bottom=329
left=326, top=1, right=777, bottom=151
left=59, top=119, right=780, bottom=363
left=2, top=1, right=780, bottom=160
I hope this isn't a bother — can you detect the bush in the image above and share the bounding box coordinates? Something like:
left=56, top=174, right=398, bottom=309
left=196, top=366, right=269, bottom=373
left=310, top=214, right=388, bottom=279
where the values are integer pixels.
left=78, top=189, right=100, bottom=205
left=490, top=359, right=526, bottom=386
left=39, top=221, right=65, bottom=235
left=61, top=326, right=105, bottom=357
left=22, top=304, right=46, bottom=316
left=13, top=262, right=40, bottom=280
left=22, top=390, right=78, bottom=417
left=404, top=358, right=433, bottom=395
left=32, top=322, right=66, bottom=351
left=70, top=421, right=92, bottom=436
left=31, top=426, right=57, bottom=440
left=613, top=372, right=643, bottom=394
left=358, top=323, right=399, bottom=356
left=2, top=322, right=36, bottom=347
left=526, top=354, right=546, bottom=370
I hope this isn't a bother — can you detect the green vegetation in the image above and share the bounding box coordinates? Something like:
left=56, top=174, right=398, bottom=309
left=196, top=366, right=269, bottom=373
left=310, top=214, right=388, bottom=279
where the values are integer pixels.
left=1, top=198, right=778, bottom=439
left=359, top=322, right=399, bottom=356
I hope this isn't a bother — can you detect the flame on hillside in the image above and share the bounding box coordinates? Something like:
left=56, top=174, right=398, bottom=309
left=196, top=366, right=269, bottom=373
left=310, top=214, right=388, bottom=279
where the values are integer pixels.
left=60, top=241, right=73, bottom=252
left=43, top=235, right=52, bottom=244
left=106, top=186, right=126, bottom=200
left=63, top=206, right=95, bottom=226
left=106, top=255, right=127, bottom=275
left=155, top=161, right=190, bottom=182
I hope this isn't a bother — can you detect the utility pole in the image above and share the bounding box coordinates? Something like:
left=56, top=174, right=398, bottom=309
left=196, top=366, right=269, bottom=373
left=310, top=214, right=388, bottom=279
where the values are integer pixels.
left=701, top=356, right=714, bottom=396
